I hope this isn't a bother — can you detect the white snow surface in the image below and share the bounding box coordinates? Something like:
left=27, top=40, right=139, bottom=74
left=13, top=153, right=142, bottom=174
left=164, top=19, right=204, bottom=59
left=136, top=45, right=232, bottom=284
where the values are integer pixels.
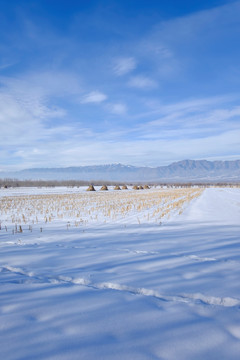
left=1, top=187, right=240, bottom=359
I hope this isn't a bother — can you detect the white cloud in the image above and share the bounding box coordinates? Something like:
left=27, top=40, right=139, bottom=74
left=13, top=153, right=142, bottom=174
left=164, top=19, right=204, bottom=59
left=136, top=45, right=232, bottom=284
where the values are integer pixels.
left=107, top=103, right=127, bottom=115
left=0, top=91, right=68, bottom=148
left=0, top=61, right=17, bottom=70
left=147, top=98, right=240, bottom=129
left=81, top=91, right=107, bottom=104
left=128, top=75, right=158, bottom=89
left=1, top=89, right=239, bottom=171
left=0, top=71, right=83, bottom=127
left=0, top=70, right=82, bottom=99
left=0, top=72, right=80, bottom=168
left=135, top=1, right=240, bottom=83
left=25, top=128, right=239, bottom=168
left=113, top=57, right=136, bottom=76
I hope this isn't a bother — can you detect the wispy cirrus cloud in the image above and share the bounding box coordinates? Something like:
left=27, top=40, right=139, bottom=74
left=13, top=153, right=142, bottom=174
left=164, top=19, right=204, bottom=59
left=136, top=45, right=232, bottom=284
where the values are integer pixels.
left=0, top=71, right=82, bottom=165
left=1, top=92, right=240, bottom=170
left=138, top=1, right=240, bottom=84
left=81, top=91, right=107, bottom=104
left=113, top=57, right=137, bottom=76
left=0, top=61, right=17, bottom=71
left=1, top=1, right=240, bottom=171
left=128, top=75, right=158, bottom=89
left=130, top=95, right=240, bottom=146
left=0, top=72, right=73, bottom=127
left=106, top=103, right=127, bottom=115
left=0, top=70, right=82, bottom=110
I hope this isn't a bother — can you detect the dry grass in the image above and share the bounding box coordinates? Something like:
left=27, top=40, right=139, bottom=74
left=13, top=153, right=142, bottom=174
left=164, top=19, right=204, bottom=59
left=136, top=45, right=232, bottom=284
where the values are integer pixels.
left=0, top=187, right=203, bottom=232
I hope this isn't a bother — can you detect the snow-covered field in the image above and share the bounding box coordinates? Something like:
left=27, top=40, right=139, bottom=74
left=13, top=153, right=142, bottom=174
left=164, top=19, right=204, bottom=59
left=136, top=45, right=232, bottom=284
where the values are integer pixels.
left=1, top=187, right=240, bottom=359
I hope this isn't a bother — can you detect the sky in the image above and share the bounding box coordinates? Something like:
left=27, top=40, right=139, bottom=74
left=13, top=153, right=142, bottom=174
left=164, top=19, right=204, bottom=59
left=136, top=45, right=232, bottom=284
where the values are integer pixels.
left=0, top=0, right=240, bottom=171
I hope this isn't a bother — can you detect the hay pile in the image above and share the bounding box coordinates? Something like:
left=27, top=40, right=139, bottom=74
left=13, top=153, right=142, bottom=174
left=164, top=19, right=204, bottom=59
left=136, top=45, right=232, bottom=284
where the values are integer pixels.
left=114, top=185, right=121, bottom=190
left=132, top=185, right=139, bottom=190
left=100, top=185, right=108, bottom=191
left=139, top=185, right=144, bottom=190
left=144, top=185, right=150, bottom=189
left=122, top=185, right=128, bottom=190
left=86, top=185, right=95, bottom=191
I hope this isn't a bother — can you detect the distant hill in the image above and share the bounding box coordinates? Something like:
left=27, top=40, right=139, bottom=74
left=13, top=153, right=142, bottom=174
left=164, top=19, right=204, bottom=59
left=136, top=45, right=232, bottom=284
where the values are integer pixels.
left=1, top=160, right=240, bottom=182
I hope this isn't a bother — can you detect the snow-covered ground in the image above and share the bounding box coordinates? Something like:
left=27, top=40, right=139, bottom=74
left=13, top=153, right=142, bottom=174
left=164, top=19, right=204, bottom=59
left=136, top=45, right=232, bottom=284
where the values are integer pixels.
left=1, top=187, right=240, bottom=359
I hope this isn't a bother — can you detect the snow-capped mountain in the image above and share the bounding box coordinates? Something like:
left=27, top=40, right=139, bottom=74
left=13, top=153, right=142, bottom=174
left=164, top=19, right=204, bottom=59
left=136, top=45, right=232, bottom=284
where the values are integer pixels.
left=1, top=160, right=240, bottom=182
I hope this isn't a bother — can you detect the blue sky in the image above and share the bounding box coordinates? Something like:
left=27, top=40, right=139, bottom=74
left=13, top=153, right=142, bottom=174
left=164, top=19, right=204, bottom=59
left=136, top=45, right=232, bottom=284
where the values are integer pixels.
left=0, top=0, right=240, bottom=170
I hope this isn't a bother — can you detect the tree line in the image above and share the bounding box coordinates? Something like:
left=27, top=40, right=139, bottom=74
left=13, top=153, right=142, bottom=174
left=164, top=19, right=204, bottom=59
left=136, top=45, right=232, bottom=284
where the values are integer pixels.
left=0, top=178, right=239, bottom=188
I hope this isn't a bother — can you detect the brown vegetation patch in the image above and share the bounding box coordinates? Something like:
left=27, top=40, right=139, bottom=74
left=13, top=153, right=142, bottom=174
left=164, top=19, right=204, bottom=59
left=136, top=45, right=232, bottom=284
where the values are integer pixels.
left=86, top=185, right=96, bottom=191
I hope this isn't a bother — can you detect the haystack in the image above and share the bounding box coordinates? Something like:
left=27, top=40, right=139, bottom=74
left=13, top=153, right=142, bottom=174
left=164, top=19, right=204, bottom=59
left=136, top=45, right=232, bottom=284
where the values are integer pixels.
left=122, top=185, right=128, bottom=190
left=86, top=185, right=95, bottom=191
left=144, top=185, right=150, bottom=189
left=132, top=185, right=139, bottom=190
left=114, top=185, right=121, bottom=190
left=139, top=185, right=144, bottom=190
left=100, top=185, right=108, bottom=191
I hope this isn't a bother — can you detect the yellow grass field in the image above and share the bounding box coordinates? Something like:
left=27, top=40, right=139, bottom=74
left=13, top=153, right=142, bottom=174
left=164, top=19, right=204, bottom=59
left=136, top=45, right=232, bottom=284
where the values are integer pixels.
left=0, top=187, right=203, bottom=231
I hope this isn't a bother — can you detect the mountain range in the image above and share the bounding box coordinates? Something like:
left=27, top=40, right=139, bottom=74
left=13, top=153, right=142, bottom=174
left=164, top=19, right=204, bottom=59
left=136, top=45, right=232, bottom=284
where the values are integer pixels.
left=1, top=159, right=240, bottom=182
